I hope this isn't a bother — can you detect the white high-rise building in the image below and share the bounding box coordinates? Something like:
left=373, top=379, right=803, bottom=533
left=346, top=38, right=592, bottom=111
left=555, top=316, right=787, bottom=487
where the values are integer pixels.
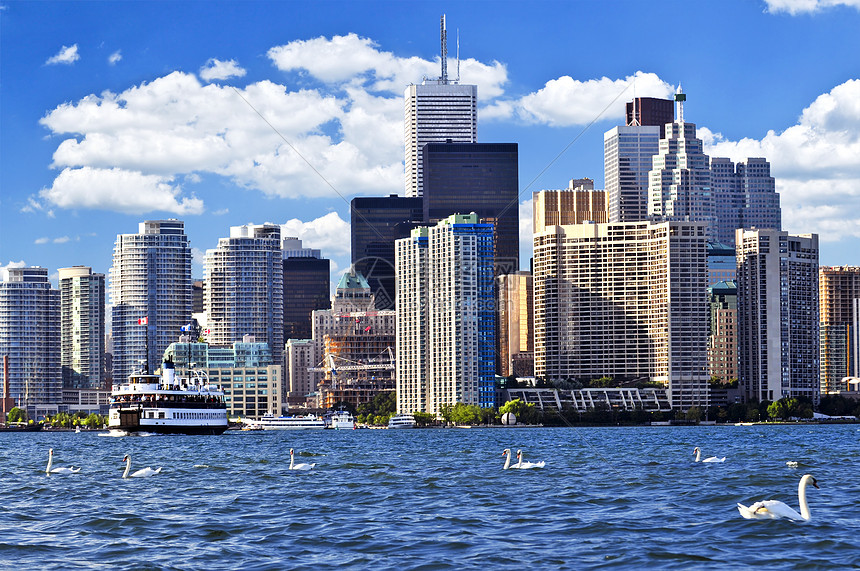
left=711, top=157, right=781, bottom=245
left=395, top=227, right=430, bottom=413
left=285, top=338, right=316, bottom=401
left=205, top=224, right=284, bottom=364
left=395, top=214, right=496, bottom=416
left=604, top=125, right=661, bottom=223
left=404, top=16, right=477, bottom=197
left=59, top=266, right=105, bottom=389
left=533, top=220, right=710, bottom=410
left=736, top=229, right=819, bottom=403
left=0, top=267, right=61, bottom=407
left=110, top=220, right=192, bottom=382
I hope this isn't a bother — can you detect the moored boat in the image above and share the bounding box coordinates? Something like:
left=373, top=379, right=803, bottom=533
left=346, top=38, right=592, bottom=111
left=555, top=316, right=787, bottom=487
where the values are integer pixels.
left=327, top=410, right=356, bottom=430
left=251, top=413, right=326, bottom=430
left=107, top=358, right=228, bottom=435
left=388, top=413, right=416, bottom=429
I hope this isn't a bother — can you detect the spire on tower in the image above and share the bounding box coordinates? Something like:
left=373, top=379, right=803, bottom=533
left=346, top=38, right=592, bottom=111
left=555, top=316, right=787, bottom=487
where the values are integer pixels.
left=674, top=84, right=686, bottom=124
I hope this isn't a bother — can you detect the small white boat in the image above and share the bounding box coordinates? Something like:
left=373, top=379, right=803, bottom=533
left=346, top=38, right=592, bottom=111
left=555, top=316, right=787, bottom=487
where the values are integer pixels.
left=75, top=426, right=81, bottom=433
left=252, top=413, right=326, bottom=430
left=388, top=413, right=416, bottom=429
left=328, top=410, right=356, bottom=430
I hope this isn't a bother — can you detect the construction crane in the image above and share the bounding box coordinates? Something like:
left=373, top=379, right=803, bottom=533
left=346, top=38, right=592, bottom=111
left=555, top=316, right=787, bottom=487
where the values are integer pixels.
left=308, top=347, right=395, bottom=374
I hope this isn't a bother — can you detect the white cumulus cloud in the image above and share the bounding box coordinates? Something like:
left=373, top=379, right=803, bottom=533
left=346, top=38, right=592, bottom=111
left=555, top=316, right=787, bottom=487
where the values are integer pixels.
left=482, top=71, right=674, bottom=126
left=108, top=50, right=122, bottom=65
left=704, top=79, right=860, bottom=242
left=38, top=166, right=203, bottom=215
left=199, top=58, right=247, bottom=82
left=765, top=0, right=860, bottom=14
left=46, top=44, right=80, bottom=65
left=281, top=212, right=351, bottom=257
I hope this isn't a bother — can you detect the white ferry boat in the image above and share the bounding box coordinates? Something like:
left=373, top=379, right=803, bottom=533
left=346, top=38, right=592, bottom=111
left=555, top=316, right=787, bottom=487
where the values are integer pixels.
left=108, top=359, right=228, bottom=435
left=327, top=410, right=356, bottom=430
left=252, top=413, right=326, bottom=430
left=388, top=413, right=416, bottom=429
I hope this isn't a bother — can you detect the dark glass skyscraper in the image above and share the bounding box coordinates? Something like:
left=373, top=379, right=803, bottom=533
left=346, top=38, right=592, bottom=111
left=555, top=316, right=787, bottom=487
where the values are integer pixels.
left=626, top=97, right=674, bottom=138
left=283, top=256, right=331, bottom=341
left=350, top=195, right=423, bottom=309
left=422, top=142, right=520, bottom=274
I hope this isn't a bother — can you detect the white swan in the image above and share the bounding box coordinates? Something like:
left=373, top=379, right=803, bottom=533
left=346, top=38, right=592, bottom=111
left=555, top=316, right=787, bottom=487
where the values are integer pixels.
left=694, top=447, right=726, bottom=463
left=122, top=454, right=162, bottom=478
left=515, top=449, right=546, bottom=469
left=502, top=448, right=515, bottom=469
left=737, top=474, right=819, bottom=521
left=289, top=448, right=315, bottom=471
left=46, top=449, right=81, bottom=474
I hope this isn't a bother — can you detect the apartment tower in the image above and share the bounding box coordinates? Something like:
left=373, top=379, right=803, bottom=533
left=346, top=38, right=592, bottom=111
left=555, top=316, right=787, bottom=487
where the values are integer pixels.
left=59, top=266, right=105, bottom=389
left=818, top=266, right=860, bottom=393
left=736, top=229, right=819, bottom=403
left=111, top=220, right=192, bottom=382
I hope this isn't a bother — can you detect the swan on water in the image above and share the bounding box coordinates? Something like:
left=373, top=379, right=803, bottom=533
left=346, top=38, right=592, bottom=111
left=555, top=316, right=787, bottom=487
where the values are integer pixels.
left=122, top=455, right=162, bottom=478
left=693, top=447, right=726, bottom=463
left=516, top=449, right=546, bottom=469
left=289, top=449, right=315, bottom=471
left=502, top=448, right=515, bottom=470
left=737, top=474, right=819, bottom=521
left=46, top=449, right=81, bottom=474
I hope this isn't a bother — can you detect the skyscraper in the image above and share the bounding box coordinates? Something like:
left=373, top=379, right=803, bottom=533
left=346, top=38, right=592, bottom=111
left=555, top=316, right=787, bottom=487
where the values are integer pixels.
left=711, top=157, right=781, bottom=245
left=205, top=224, right=284, bottom=364
left=59, top=266, right=105, bottom=389
left=350, top=195, right=423, bottom=309
left=111, top=220, right=192, bottom=382
left=0, top=267, right=61, bottom=407
left=647, top=90, right=715, bottom=240
left=395, top=214, right=496, bottom=416
left=818, top=266, right=860, bottom=393
left=404, top=16, right=477, bottom=197
left=604, top=125, right=661, bottom=223
left=422, top=141, right=519, bottom=274
left=625, top=97, right=675, bottom=137
left=281, top=236, right=331, bottom=341
left=708, top=280, right=738, bottom=383
left=736, top=229, right=819, bottom=403
left=533, top=220, right=710, bottom=409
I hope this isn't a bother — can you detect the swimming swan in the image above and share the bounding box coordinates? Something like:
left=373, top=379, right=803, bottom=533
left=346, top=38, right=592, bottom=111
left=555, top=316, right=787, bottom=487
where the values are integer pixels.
left=502, top=448, right=515, bottom=469
left=289, top=449, right=315, bottom=471
left=737, top=474, right=819, bottom=521
left=46, top=449, right=81, bottom=474
left=516, top=449, right=546, bottom=469
left=122, top=455, right=162, bottom=478
left=694, top=447, right=726, bottom=463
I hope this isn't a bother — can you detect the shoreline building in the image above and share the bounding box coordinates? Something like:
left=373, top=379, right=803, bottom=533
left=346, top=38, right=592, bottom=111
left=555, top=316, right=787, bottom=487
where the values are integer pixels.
left=422, top=141, right=519, bottom=275
left=396, top=214, right=496, bottom=416
left=497, top=271, right=534, bottom=378
left=708, top=280, right=738, bottom=383
left=736, top=229, right=819, bottom=403
left=282, top=236, right=330, bottom=341
left=405, top=15, right=477, bottom=197
left=0, top=267, right=61, bottom=410
left=59, top=266, right=105, bottom=389
left=818, top=266, right=860, bottom=394
left=533, top=221, right=710, bottom=410
left=311, top=271, right=396, bottom=410
left=205, top=224, right=284, bottom=366
left=285, top=338, right=316, bottom=405
left=110, top=220, right=192, bottom=382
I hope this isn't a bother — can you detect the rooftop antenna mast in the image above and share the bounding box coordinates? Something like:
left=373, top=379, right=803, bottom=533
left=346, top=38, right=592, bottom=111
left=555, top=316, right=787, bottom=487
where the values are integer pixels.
left=456, top=28, right=460, bottom=82
left=440, top=14, right=448, bottom=83
left=630, top=79, right=640, bottom=126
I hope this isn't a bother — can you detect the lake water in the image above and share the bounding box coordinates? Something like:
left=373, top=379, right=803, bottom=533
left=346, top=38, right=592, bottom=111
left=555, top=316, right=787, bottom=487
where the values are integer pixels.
left=1, top=424, right=858, bottom=570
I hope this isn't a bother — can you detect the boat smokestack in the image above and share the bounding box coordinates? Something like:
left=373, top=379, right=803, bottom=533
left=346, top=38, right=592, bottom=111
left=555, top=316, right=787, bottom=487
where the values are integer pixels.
left=163, top=358, right=175, bottom=388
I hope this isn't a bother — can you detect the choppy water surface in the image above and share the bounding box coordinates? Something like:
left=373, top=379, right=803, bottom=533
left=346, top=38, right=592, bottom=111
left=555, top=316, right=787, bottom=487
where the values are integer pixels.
left=1, top=424, right=859, bottom=570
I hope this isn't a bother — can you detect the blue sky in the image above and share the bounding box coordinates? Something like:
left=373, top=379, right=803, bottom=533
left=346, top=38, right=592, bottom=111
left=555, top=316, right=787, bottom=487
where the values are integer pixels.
left=2, top=0, right=860, bottom=288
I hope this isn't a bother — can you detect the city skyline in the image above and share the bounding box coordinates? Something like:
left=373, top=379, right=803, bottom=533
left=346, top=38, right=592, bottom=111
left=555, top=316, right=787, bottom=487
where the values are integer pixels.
left=3, top=0, right=860, bottom=287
